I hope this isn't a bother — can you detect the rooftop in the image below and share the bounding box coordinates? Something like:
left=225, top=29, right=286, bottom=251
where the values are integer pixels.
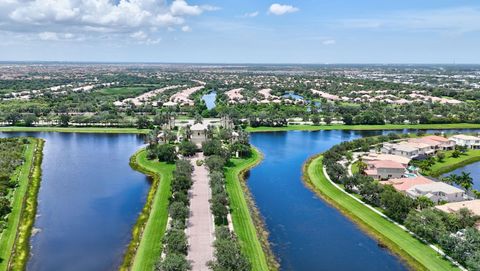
left=381, top=176, right=434, bottom=191
left=436, top=199, right=480, bottom=216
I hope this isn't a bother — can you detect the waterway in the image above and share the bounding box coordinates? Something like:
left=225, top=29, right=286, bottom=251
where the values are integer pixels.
left=0, top=132, right=148, bottom=271
left=442, top=161, right=480, bottom=191
left=202, top=91, right=217, bottom=110
left=2, top=128, right=479, bottom=270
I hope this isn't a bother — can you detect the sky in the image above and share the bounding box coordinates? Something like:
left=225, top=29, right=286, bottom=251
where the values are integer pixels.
left=0, top=0, right=479, bottom=63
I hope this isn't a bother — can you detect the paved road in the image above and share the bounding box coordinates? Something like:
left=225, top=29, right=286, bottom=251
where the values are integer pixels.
left=187, top=153, right=214, bottom=270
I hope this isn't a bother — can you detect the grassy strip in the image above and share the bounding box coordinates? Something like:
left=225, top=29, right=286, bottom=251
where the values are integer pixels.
left=119, top=149, right=175, bottom=271
left=0, top=126, right=148, bottom=134
left=225, top=148, right=278, bottom=271
left=0, top=138, right=44, bottom=271
left=246, top=123, right=480, bottom=132
left=425, top=150, right=480, bottom=177
left=303, top=154, right=460, bottom=271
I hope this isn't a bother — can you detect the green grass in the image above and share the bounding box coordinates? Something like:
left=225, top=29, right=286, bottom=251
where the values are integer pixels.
left=0, top=138, right=44, bottom=271
left=225, top=149, right=277, bottom=271
left=425, top=149, right=480, bottom=177
left=0, top=126, right=149, bottom=134
left=304, top=155, right=460, bottom=271
left=246, top=123, right=480, bottom=132
left=121, top=149, right=175, bottom=271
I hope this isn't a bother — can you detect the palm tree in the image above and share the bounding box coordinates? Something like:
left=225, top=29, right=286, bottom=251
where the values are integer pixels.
left=458, top=171, right=473, bottom=191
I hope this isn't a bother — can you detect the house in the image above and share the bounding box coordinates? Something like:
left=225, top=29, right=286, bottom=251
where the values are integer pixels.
left=364, top=160, right=406, bottom=180
left=381, top=142, right=421, bottom=159
left=406, top=182, right=466, bottom=203
left=435, top=199, right=480, bottom=217
left=380, top=176, right=434, bottom=192
left=450, top=134, right=480, bottom=149
left=420, top=135, right=456, bottom=150
left=190, top=123, right=207, bottom=145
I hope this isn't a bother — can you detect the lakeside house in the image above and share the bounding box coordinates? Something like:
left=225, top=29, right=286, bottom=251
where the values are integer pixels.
left=361, top=153, right=411, bottom=167
left=381, top=176, right=434, bottom=192
left=364, top=160, right=405, bottom=180
left=408, top=136, right=456, bottom=151
left=406, top=182, right=466, bottom=203
left=380, top=135, right=456, bottom=159
left=436, top=200, right=480, bottom=223
left=450, top=134, right=480, bottom=149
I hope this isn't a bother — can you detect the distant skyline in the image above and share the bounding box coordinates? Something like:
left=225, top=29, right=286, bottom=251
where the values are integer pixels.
left=0, top=0, right=479, bottom=63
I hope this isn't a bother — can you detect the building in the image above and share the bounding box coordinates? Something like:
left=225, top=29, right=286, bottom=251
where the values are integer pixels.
left=364, top=160, right=406, bottom=180
left=190, top=123, right=207, bottom=145
left=381, top=142, right=421, bottom=159
left=420, top=135, right=456, bottom=150
left=380, top=176, right=434, bottom=192
left=406, top=182, right=466, bottom=203
left=361, top=153, right=411, bottom=167
left=436, top=199, right=480, bottom=217
left=450, top=134, right=480, bottom=149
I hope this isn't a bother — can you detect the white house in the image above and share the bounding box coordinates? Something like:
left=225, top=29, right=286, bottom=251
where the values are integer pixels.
left=449, top=134, right=480, bottom=149
left=381, top=142, right=421, bottom=159
left=190, top=123, right=207, bottom=146
left=406, top=182, right=466, bottom=203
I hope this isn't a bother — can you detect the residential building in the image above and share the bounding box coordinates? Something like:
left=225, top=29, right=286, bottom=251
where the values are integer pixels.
left=380, top=176, right=434, bottom=192
left=406, top=182, right=466, bottom=203
left=361, top=153, right=411, bottom=167
left=436, top=199, right=480, bottom=217
left=364, top=160, right=405, bottom=180
left=190, top=123, right=207, bottom=146
left=450, top=134, right=480, bottom=149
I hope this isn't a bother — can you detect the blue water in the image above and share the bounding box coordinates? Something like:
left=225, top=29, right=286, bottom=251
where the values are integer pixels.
left=202, top=91, right=217, bottom=110
left=442, top=161, right=480, bottom=191
left=283, top=92, right=304, bottom=100
left=247, top=128, right=480, bottom=271
left=0, top=132, right=149, bottom=271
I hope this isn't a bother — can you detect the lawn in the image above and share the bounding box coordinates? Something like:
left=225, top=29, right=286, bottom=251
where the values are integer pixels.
left=304, top=155, right=460, bottom=271
left=0, top=138, right=44, bottom=271
left=225, top=149, right=274, bottom=271
left=0, top=126, right=149, bottom=134
left=425, top=149, right=480, bottom=177
left=121, top=149, right=175, bottom=271
left=246, top=123, right=480, bottom=132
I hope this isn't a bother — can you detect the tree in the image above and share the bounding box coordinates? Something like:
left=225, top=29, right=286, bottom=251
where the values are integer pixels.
left=451, top=150, right=461, bottom=158
left=381, top=185, right=415, bottom=222
left=205, top=155, right=226, bottom=172
left=169, top=201, right=189, bottom=222
left=405, top=209, right=447, bottom=243
left=436, top=152, right=446, bottom=162
left=208, top=227, right=251, bottom=271
left=156, top=144, right=177, bottom=163
left=59, top=114, right=70, bottom=127
left=202, top=140, right=223, bottom=156
left=416, top=196, right=434, bottom=210
left=178, top=141, right=197, bottom=157
left=23, top=114, right=38, bottom=127
left=163, top=229, right=188, bottom=254
left=5, top=111, right=20, bottom=126
left=458, top=171, right=474, bottom=191
left=156, top=253, right=191, bottom=271
left=323, top=115, right=332, bottom=125
left=136, top=115, right=151, bottom=129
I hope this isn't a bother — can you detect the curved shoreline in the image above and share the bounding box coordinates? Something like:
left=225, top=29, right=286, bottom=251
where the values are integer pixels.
left=120, top=149, right=175, bottom=271
left=247, top=123, right=480, bottom=132
left=302, top=154, right=461, bottom=271
left=225, top=147, right=279, bottom=271
left=427, top=150, right=480, bottom=177
left=3, top=138, right=44, bottom=271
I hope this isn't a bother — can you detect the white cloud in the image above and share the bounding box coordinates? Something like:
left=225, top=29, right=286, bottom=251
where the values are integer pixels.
left=322, top=39, right=336, bottom=45
left=130, top=31, right=148, bottom=40
left=181, top=25, right=192, bottom=32
left=339, top=7, right=480, bottom=34
left=242, top=11, right=259, bottom=18
left=38, top=32, right=59, bottom=41
left=0, top=0, right=217, bottom=43
left=268, top=4, right=299, bottom=16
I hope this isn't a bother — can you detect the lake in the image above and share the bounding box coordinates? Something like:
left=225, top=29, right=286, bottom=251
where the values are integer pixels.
left=442, top=161, right=480, bottom=191
left=2, top=128, right=479, bottom=270
left=202, top=91, right=217, bottom=110
left=0, top=132, right=149, bottom=271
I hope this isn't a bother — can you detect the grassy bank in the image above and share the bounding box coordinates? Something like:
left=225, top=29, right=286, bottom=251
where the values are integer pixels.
left=0, top=138, right=44, bottom=271
left=246, top=123, right=480, bottom=132
left=120, top=149, right=175, bottom=271
left=225, top=148, right=278, bottom=271
left=425, top=149, right=480, bottom=177
left=304, top=155, right=460, bottom=271
left=0, top=126, right=148, bottom=134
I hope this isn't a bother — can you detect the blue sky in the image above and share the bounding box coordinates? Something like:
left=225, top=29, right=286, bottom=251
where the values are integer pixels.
left=0, top=0, right=479, bottom=63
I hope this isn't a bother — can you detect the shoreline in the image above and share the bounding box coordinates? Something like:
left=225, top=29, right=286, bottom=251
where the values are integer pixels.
left=247, top=123, right=480, bottom=132
left=225, top=147, right=279, bottom=271
left=0, top=126, right=148, bottom=134
left=426, top=150, right=480, bottom=177
left=302, top=154, right=461, bottom=271
left=120, top=149, right=175, bottom=271
left=1, top=138, right=45, bottom=271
